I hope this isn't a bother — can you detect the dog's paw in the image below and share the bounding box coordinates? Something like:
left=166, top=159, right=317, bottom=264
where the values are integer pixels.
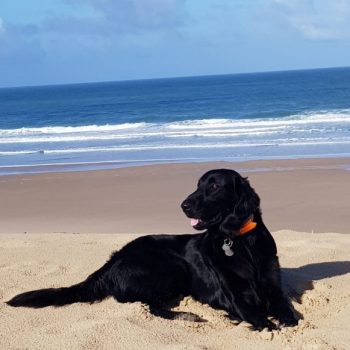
left=278, top=314, right=299, bottom=328
left=252, top=319, right=278, bottom=332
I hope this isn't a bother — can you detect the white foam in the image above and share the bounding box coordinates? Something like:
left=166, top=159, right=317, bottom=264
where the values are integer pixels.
left=0, top=122, right=149, bottom=136
left=164, top=111, right=350, bottom=129
left=1, top=110, right=350, bottom=156
left=1, top=109, right=350, bottom=137
left=2, top=138, right=350, bottom=157
left=0, top=150, right=39, bottom=156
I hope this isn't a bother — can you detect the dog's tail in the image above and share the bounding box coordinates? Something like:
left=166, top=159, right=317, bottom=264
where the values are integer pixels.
left=6, top=261, right=112, bottom=308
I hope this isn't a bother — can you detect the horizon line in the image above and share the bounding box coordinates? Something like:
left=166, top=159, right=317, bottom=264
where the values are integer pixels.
left=1, top=65, right=349, bottom=90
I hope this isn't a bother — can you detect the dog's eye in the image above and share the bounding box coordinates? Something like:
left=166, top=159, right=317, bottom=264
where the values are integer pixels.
left=209, top=183, right=218, bottom=192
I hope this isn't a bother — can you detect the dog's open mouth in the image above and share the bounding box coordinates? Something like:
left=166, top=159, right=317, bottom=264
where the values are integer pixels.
left=189, top=213, right=222, bottom=230
left=190, top=218, right=205, bottom=230
left=190, top=218, right=201, bottom=227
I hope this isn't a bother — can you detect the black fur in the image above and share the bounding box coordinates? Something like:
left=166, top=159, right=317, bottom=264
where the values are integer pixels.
left=7, top=169, right=298, bottom=330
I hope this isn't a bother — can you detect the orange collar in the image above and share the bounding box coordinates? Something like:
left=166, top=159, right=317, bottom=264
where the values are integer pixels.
left=239, top=217, right=257, bottom=235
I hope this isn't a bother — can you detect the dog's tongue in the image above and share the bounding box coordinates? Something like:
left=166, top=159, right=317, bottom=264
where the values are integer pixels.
left=190, top=218, right=199, bottom=227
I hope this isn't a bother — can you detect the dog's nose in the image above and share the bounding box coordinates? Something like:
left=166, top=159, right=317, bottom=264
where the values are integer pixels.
left=181, top=201, right=191, bottom=212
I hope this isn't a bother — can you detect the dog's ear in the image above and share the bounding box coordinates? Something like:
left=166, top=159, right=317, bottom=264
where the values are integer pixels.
left=220, top=176, right=260, bottom=235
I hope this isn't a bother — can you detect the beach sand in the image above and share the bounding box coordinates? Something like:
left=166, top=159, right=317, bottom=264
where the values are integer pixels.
left=0, top=158, right=350, bottom=349
left=0, top=157, right=349, bottom=234
left=1, top=231, right=349, bottom=350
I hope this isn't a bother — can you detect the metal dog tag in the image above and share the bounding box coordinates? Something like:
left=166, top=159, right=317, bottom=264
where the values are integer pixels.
left=222, top=238, right=234, bottom=256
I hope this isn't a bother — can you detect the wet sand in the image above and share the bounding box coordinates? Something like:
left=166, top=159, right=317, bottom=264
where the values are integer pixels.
left=0, top=157, right=349, bottom=234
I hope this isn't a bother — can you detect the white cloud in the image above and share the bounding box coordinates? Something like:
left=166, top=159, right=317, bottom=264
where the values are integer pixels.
left=63, top=0, right=187, bottom=32
left=32, top=0, right=189, bottom=59
left=0, top=19, right=45, bottom=64
left=0, top=17, right=5, bottom=36
left=270, top=0, right=350, bottom=40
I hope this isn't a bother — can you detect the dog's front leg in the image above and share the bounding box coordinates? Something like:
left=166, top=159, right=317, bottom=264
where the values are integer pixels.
left=229, top=293, right=277, bottom=331
left=263, top=258, right=299, bottom=327
left=267, top=286, right=298, bottom=327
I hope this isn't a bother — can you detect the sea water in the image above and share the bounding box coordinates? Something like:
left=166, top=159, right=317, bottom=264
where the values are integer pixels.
left=1, top=67, right=350, bottom=174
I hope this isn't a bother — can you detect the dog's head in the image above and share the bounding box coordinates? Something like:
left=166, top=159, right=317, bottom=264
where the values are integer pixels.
left=181, top=169, right=260, bottom=233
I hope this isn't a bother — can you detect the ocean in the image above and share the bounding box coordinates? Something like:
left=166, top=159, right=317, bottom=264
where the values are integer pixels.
left=1, top=67, right=350, bottom=175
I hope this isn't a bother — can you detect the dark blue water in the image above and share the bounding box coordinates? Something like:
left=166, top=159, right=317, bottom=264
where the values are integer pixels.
left=1, top=67, right=350, bottom=174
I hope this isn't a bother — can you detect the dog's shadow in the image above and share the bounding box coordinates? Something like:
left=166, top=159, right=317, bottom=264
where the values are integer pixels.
left=282, top=261, right=350, bottom=303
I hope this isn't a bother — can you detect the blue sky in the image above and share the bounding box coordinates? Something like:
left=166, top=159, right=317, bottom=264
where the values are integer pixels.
left=0, top=0, right=350, bottom=87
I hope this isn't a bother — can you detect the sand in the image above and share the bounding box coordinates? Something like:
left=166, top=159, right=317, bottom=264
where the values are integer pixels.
left=1, top=231, right=349, bottom=350
left=0, top=157, right=349, bottom=234
left=0, top=158, right=349, bottom=349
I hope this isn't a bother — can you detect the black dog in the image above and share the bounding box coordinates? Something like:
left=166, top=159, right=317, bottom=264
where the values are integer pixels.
left=7, top=169, right=298, bottom=330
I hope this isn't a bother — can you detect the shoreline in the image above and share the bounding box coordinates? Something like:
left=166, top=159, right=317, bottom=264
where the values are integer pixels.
left=1, top=153, right=350, bottom=176
left=0, top=157, right=349, bottom=234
